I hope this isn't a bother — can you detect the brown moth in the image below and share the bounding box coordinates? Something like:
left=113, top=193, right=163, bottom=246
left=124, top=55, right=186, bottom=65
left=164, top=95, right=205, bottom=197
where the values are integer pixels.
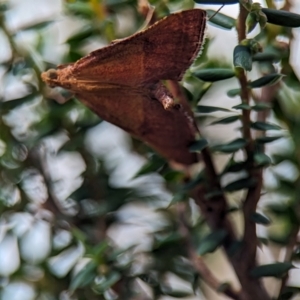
left=42, top=9, right=206, bottom=165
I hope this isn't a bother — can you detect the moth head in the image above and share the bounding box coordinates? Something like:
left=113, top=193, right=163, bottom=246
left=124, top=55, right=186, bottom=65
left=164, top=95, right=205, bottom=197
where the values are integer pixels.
left=41, top=69, right=60, bottom=88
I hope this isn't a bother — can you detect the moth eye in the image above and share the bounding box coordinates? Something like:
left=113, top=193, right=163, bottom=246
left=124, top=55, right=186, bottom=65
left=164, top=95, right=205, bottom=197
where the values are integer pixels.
left=47, top=69, right=58, bottom=80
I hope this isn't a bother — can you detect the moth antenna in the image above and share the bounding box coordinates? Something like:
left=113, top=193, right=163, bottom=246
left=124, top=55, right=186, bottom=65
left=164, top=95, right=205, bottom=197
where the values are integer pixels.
left=139, top=5, right=155, bottom=31
left=208, top=5, right=225, bottom=21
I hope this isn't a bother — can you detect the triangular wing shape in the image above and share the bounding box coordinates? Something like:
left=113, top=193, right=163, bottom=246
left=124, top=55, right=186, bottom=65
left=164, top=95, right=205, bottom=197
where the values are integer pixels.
left=58, top=9, right=206, bottom=88
left=76, top=87, right=198, bottom=165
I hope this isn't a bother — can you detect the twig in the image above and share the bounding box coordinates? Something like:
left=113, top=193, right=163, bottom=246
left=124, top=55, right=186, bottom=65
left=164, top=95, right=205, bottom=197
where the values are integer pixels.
left=278, top=226, right=299, bottom=296
left=235, top=4, right=271, bottom=299
left=167, top=80, right=235, bottom=237
left=177, top=203, right=243, bottom=300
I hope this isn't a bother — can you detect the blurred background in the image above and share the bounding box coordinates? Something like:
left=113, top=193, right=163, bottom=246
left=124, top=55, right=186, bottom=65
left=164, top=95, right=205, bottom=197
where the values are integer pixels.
left=0, top=0, right=300, bottom=299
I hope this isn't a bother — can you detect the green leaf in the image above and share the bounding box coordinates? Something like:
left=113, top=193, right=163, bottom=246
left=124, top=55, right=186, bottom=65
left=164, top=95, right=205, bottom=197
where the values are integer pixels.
left=232, top=103, right=251, bottom=110
left=211, top=115, right=240, bottom=125
left=253, top=52, right=281, bottom=62
left=250, top=212, right=271, bottom=225
left=92, top=271, right=121, bottom=294
left=252, top=102, right=272, bottom=111
left=153, top=232, right=182, bottom=251
left=133, top=155, right=165, bottom=178
left=1, top=94, right=35, bottom=111
left=59, top=132, right=85, bottom=152
left=194, top=0, right=238, bottom=4
left=255, top=136, right=283, bottom=144
left=249, top=74, right=284, bottom=88
left=105, top=0, right=134, bottom=6
left=18, top=20, right=52, bottom=31
left=227, top=88, right=241, bottom=97
left=67, top=25, right=95, bottom=44
left=262, top=8, right=300, bottom=28
left=250, top=122, right=281, bottom=131
left=163, top=170, right=184, bottom=182
left=233, top=45, right=252, bottom=71
left=250, top=262, right=294, bottom=278
left=206, top=10, right=236, bottom=30
left=189, top=139, right=208, bottom=152
left=222, top=160, right=248, bottom=174
left=246, top=11, right=258, bottom=34
left=196, top=105, right=230, bottom=113
left=212, top=138, right=247, bottom=153
left=68, top=50, right=83, bottom=61
left=70, top=261, right=97, bottom=290
left=161, top=288, right=193, bottom=298
left=224, top=177, right=256, bottom=192
left=0, top=2, right=8, bottom=11
left=198, top=230, right=228, bottom=255
left=246, top=7, right=268, bottom=33
left=66, top=2, right=94, bottom=18
left=193, top=68, right=235, bottom=81
left=279, top=287, right=300, bottom=300
left=254, top=152, right=272, bottom=166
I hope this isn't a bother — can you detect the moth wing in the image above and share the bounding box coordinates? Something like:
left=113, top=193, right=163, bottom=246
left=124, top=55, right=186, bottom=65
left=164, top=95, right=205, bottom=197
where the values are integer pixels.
left=71, top=9, right=206, bottom=86
left=76, top=88, right=198, bottom=165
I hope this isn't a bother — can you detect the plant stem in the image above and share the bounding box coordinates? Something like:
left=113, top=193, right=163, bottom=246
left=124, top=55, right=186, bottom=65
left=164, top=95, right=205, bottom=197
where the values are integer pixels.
left=235, top=3, right=270, bottom=300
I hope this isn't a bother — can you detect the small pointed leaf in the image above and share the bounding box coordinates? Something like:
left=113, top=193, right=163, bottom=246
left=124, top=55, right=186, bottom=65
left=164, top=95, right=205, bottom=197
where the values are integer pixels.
left=254, top=152, right=272, bottom=166
left=189, top=139, right=208, bottom=152
left=206, top=10, right=236, bottom=30
left=133, top=155, right=165, bottom=178
left=250, top=262, right=294, bottom=278
left=224, top=177, right=256, bottom=192
left=211, top=115, right=240, bottom=125
left=253, top=52, right=281, bottom=62
left=233, top=45, right=252, bottom=71
left=252, top=102, right=272, bottom=111
left=232, top=103, right=251, bottom=110
left=249, top=74, right=284, bottom=88
left=194, top=0, right=238, bottom=4
left=227, top=88, right=241, bottom=97
left=212, top=138, right=247, bottom=153
left=93, top=271, right=121, bottom=293
left=246, top=12, right=258, bottom=34
left=198, top=230, right=227, bottom=255
left=193, top=68, right=235, bottom=82
left=256, top=136, right=283, bottom=144
left=196, top=105, right=230, bottom=113
left=222, top=161, right=248, bottom=174
left=250, top=212, right=271, bottom=225
left=163, top=290, right=193, bottom=298
left=67, top=26, right=95, bottom=44
left=1, top=94, right=35, bottom=111
left=251, top=122, right=281, bottom=131
left=19, top=20, right=52, bottom=31
left=70, top=261, right=97, bottom=290
left=67, top=2, right=94, bottom=17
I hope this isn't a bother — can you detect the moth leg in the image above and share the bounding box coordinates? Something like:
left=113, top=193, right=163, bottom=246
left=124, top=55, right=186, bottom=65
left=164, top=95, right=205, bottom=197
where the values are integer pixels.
left=150, top=82, right=176, bottom=110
